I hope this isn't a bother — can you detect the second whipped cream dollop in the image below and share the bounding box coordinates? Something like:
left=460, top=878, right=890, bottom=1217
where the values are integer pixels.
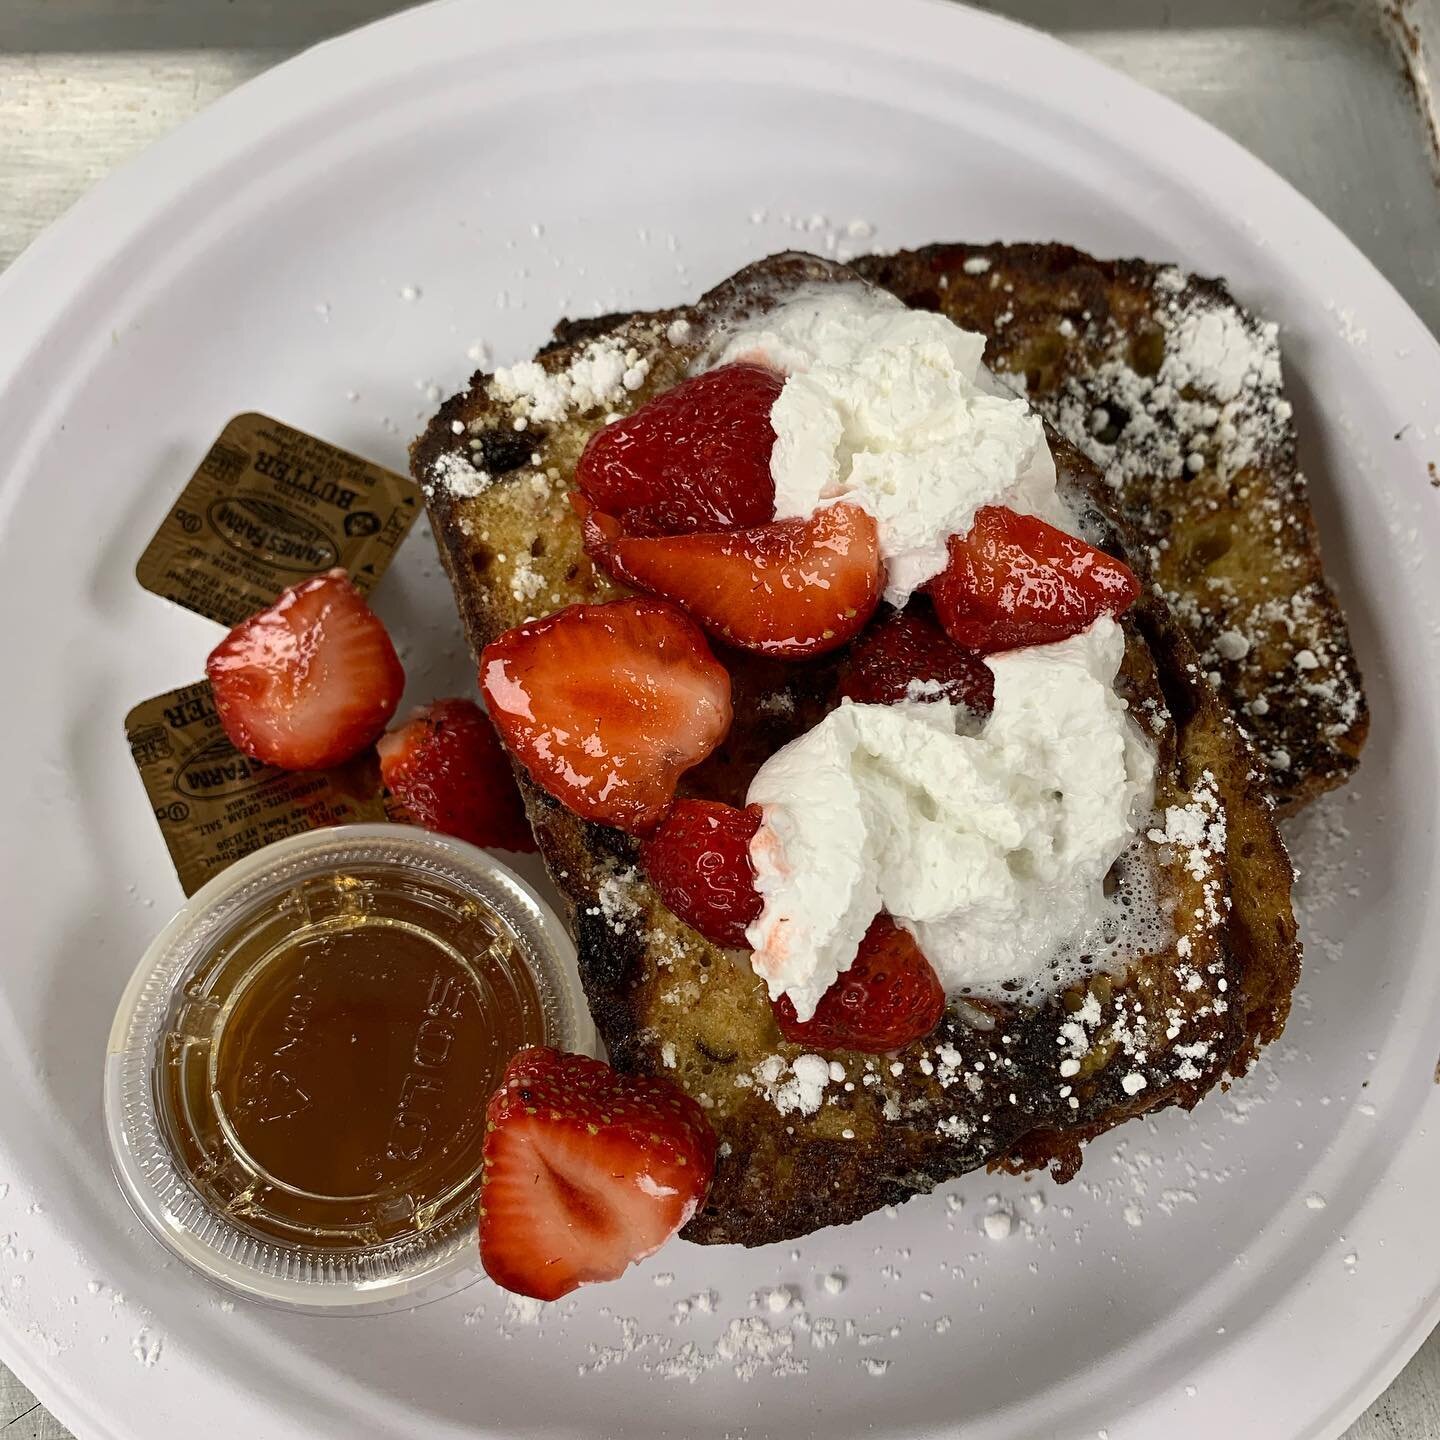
left=745, top=618, right=1156, bottom=1023
left=716, top=283, right=1071, bottom=607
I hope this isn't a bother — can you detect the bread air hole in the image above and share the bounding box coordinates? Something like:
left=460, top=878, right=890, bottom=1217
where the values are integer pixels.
left=1093, top=403, right=1130, bottom=446
left=1181, top=526, right=1233, bottom=575
left=1128, top=326, right=1166, bottom=378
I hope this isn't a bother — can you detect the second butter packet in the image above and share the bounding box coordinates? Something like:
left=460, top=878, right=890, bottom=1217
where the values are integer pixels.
left=125, top=681, right=401, bottom=897
left=135, top=412, right=421, bottom=628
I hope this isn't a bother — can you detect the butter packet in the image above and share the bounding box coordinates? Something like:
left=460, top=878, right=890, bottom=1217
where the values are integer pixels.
left=126, top=680, right=396, bottom=895
left=135, top=413, right=420, bottom=628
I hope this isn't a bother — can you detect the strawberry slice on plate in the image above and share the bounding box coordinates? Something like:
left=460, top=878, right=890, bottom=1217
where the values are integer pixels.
left=479, top=598, right=732, bottom=835
left=838, top=610, right=995, bottom=714
left=576, top=362, right=782, bottom=534
left=478, top=1047, right=717, bottom=1301
left=377, top=698, right=536, bottom=853
left=583, top=500, right=884, bottom=658
left=206, top=568, right=404, bottom=770
left=773, top=913, right=946, bottom=1054
left=927, top=505, right=1140, bottom=655
left=640, top=799, right=762, bottom=948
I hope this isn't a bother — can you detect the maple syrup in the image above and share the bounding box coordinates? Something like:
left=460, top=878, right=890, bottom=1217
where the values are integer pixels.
left=158, top=865, right=548, bottom=1250
left=108, top=826, right=590, bottom=1309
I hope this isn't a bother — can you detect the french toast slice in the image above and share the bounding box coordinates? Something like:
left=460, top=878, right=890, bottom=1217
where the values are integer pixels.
left=412, top=254, right=1300, bottom=1246
left=851, top=243, right=1367, bottom=813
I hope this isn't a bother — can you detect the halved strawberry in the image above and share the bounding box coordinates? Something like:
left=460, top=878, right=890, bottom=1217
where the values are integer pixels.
left=927, top=505, right=1140, bottom=655
left=478, top=1047, right=717, bottom=1301
left=585, top=501, right=884, bottom=658
left=377, top=698, right=536, bottom=853
left=576, top=362, right=782, bottom=534
left=640, top=799, right=762, bottom=948
left=838, top=610, right=995, bottom=714
left=479, top=598, right=731, bottom=834
left=206, top=569, right=404, bottom=771
left=773, top=914, right=946, bottom=1054
left=572, top=490, right=623, bottom=552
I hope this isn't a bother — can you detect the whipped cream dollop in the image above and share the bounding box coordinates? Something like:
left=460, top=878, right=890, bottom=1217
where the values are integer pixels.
left=745, top=618, right=1156, bottom=1022
left=716, top=284, right=1071, bottom=607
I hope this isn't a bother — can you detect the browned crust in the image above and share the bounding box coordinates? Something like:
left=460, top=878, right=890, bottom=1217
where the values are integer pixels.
left=411, top=254, right=1300, bottom=1246
left=852, top=242, right=1368, bottom=813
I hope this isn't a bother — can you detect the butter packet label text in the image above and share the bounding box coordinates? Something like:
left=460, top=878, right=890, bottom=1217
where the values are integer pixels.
left=135, top=412, right=420, bottom=628
left=126, top=680, right=395, bottom=895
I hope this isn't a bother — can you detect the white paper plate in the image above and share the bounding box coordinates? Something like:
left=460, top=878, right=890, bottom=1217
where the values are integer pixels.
left=1, top=2, right=1437, bottom=1436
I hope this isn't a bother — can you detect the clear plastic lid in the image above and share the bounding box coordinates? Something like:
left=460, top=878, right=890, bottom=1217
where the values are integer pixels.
left=104, top=824, right=593, bottom=1314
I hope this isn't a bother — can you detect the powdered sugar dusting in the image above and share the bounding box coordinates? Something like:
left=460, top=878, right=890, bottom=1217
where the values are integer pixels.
left=425, top=450, right=493, bottom=500
left=490, top=335, right=651, bottom=424
left=506, top=554, right=547, bottom=606
left=1043, top=285, right=1290, bottom=491
left=586, top=868, right=644, bottom=937
left=1147, top=776, right=1228, bottom=906
left=995, top=264, right=1368, bottom=797
left=735, top=1054, right=835, bottom=1116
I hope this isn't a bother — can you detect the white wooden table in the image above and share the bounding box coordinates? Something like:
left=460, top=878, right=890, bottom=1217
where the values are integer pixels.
left=1, top=2, right=1436, bottom=1434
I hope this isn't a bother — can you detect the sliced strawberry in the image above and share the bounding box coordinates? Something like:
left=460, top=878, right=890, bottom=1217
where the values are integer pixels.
left=478, top=1047, right=717, bottom=1300
left=576, top=362, right=782, bottom=535
left=479, top=598, right=731, bottom=834
left=571, top=490, right=623, bottom=551
left=927, top=505, right=1140, bottom=655
left=838, top=610, right=995, bottom=714
left=640, top=799, right=762, bottom=948
left=773, top=914, right=946, bottom=1054
left=205, top=569, right=404, bottom=771
left=585, top=501, right=883, bottom=659
left=377, top=698, right=536, bottom=853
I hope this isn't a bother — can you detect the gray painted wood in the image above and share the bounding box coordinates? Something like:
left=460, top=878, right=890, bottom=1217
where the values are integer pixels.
left=0, top=2, right=1435, bottom=1435
left=2, top=1362, right=76, bottom=1439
